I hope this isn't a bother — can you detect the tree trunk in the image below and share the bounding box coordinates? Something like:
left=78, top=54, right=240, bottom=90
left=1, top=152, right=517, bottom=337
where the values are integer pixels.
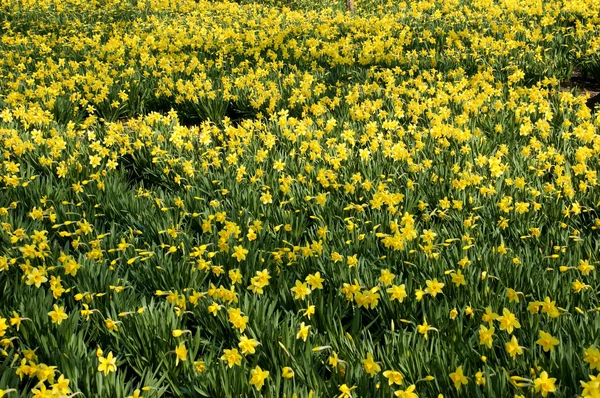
left=346, top=0, right=354, bottom=12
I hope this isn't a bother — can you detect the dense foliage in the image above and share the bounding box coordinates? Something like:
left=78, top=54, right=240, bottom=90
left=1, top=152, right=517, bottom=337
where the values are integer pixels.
left=1, top=0, right=600, bottom=397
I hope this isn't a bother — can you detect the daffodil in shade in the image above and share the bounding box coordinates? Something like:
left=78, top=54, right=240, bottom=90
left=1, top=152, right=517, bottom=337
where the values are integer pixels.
left=305, top=271, right=324, bottom=289
left=303, top=305, right=315, bottom=319
left=580, top=374, right=600, bottom=397
left=220, top=348, right=242, bottom=368
left=249, top=366, right=269, bottom=390
left=126, top=389, right=141, bottom=398
left=498, top=308, right=521, bottom=334
left=282, top=367, right=294, bottom=379
left=35, top=363, right=56, bottom=381
left=383, top=370, right=404, bottom=386
left=9, top=312, right=30, bottom=331
left=231, top=245, right=248, bottom=262
left=238, top=335, right=259, bottom=355
left=395, top=384, right=418, bottom=398
left=362, top=353, right=381, bottom=376
left=80, top=304, right=96, bottom=321
left=104, top=318, right=120, bottom=333
left=328, top=351, right=342, bottom=369
left=481, top=307, right=499, bottom=326
left=51, top=375, right=70, bottom=395
left=291, top=280, right=312, bottom=300
left=479, top=325, right=495, bottom=348
left=475, top=371, right=486, bottom=386
left=297, top=322, right=310, bottom=342
left=98, top=352, right=117, bottom=376
left=387, top=284, right=407, bottom=302
left=417, top=319, right=437, bottom=340
left=533, top=371, right=557, bottom=397
left=449, top=308, right=458, bottom=319
left=47, top=304, right=68, bottom=325
left=30, top=383, right=51, bottom=397
left=536, top=331, right=560, bottom=352
left=505, top=336, right=524, bottom=359
left=338, top=384, right=356, bottom=398
left=175, top=342, right=187, bottom=366
left=425, top=278, right=444, bottom=297
left=449, top=366, right=468, bottom=390
left=584, top=346, right=600, bottom=370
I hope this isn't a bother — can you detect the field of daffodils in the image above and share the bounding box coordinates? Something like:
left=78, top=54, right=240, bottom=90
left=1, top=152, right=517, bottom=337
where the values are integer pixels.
left=1, top=0, right=600, bottom=396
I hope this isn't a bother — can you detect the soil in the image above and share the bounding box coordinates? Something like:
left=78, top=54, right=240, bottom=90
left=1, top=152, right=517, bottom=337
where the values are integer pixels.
left=560, top=70, right=600, bottom=110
